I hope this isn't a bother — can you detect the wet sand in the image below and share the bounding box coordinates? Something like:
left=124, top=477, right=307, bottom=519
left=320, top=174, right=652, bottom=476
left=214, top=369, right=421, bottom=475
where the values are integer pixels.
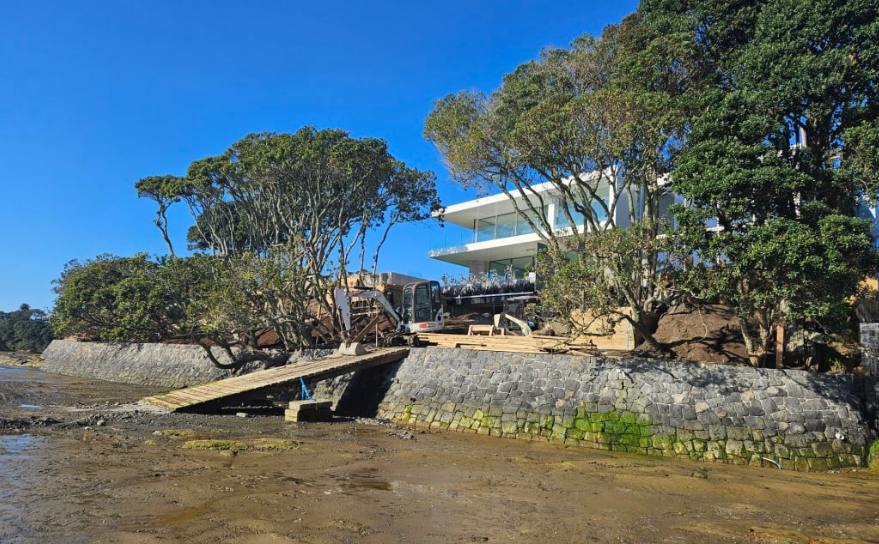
left=1, top=364, right=878, bottom=544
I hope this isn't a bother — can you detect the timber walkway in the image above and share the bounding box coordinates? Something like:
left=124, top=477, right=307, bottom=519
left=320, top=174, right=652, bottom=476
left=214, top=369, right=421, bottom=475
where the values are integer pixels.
left=142, top=347, right=409, bottom=413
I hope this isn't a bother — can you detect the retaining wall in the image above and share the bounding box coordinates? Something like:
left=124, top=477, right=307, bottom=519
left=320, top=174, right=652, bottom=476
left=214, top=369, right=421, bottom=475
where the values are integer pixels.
left=40, top=341, right=877, bottom=468
left=372, top=348, right=877, bottom=470
left=41, top=340, right=295, bottom=389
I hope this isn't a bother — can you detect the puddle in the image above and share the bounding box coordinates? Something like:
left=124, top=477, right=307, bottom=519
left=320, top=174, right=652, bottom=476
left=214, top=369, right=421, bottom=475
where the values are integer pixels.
left=0, top=366, right=47, bottom=383
left=0, top=435, right=46, bottom=542
left=18, top=405, right=43, bottom=409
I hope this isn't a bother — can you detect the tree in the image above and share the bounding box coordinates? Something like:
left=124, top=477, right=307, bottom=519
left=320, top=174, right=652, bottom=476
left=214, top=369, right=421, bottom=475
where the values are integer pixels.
left=51, top=254, right=296, bottom=370
left=424, top=24, right=686, bottom=345
left=533, top=226, right=677, bottom=347
left=0, top=304, right=54, bottom=352
left=639, top=0, right=879, bottom=362
left=164, top=128, right=441, bottom=349
left=135, top=175, right=184, bottom=256
left=58, top=127, right=442, bottom=366
left=51, top=254, right=180, bottom=343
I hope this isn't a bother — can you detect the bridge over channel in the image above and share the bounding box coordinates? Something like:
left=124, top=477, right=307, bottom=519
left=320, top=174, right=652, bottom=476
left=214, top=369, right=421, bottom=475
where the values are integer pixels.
left=141, top=347, right=409, bottom=413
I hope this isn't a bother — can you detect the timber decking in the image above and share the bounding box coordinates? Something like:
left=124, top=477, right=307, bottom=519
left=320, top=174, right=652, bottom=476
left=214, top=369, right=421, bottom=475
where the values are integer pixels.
left=415, top=333, right=601, bottom=355
left=141, top=347, right=409, bottom=412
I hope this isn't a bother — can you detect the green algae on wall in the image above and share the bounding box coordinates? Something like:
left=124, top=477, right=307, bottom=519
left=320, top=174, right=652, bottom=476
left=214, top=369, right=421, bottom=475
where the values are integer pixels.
left=371, top=348, right=875, bottom=469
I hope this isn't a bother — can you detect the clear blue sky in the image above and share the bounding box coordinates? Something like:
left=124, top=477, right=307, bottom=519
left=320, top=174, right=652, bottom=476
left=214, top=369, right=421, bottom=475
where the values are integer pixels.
left=0, top=0, right=639, bottom=312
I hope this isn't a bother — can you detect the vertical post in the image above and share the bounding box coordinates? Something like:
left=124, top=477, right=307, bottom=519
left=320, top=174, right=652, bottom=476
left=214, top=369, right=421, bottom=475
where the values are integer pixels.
left=775, top=320, right=786, bottom=369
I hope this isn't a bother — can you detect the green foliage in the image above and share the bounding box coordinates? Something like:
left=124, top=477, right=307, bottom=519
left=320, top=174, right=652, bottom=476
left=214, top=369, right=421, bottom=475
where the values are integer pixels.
left=425, top=21, right=688, bottom=342
left=50, top=254, right=190, bottom=342
left=173, top=128, right=440, bottom=263
left=0, top=304, right=55, bottom=352
left=637, top=0, right=879, bottom=358
left=50, top=253, right=294, bottom=349
left=533, top=226, right=677, bottom=347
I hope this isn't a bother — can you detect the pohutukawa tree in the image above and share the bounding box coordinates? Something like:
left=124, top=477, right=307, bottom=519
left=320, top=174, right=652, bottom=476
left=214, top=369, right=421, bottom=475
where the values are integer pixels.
left=641, top=0, right=879, bottom=363
left=59, top=127, right=443, bottom=369
left=425, top=23, right=688, bottom=347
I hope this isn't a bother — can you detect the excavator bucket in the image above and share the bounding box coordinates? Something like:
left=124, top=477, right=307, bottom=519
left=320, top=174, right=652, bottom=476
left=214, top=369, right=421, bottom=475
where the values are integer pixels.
left=336, top=342, right=367, bottom=356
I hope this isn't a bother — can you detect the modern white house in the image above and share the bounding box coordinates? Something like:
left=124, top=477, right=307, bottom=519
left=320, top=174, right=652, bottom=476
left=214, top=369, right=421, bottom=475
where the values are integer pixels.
left=429, top=171, right=675, bottom=279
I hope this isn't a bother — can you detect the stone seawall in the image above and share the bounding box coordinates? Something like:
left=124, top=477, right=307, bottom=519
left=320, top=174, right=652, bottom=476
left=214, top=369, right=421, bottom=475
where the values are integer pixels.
left=39, top=341, right=877, bottom=468
left=41, top=340, right=335, bottom=391
left=374, top=348, right=876, bottom=470
left=42, top=340, right=233, bottom=388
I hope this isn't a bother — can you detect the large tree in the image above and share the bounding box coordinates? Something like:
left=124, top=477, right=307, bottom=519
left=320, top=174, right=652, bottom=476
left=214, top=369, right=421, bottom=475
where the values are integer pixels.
left=640, top=0, right=879, bottom=362
left=62, top=127, right=443, bottom=364
left=424, top=23, right=687, bottom=346
left=167, top=128, right=440, bottom=349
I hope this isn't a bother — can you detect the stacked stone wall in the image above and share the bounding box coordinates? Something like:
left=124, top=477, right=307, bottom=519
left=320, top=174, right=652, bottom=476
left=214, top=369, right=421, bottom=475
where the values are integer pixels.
left=41, top=340, right=331, bottom=389
left=375, top=348, right=875, bottom=469
left=40, top=341, right=877, bottom=468
left=42, top=340, right=233, bottom=388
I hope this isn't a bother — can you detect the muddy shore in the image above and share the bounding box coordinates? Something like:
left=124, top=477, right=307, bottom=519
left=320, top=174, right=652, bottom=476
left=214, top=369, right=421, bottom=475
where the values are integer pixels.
left=1, top=363, right=878, bottom=544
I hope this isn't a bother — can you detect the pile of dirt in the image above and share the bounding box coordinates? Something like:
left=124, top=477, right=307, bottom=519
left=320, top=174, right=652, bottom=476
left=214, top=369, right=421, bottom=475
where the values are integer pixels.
left=650, top=304, right=749, bottom=365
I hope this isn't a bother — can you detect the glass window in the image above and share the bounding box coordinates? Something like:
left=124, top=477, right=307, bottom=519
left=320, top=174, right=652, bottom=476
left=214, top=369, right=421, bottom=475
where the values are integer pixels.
left=516, top=210, right=537, bottom=235
left=495, top=212, right=517, bottom=239
left=554, top=201, right=607, bottom=228
left=476, top=218, right=496, bottom=242
left=554, top=203, right=584, bottom=228
left=414, top=284, right=432, bottom=322
left=475, top=206, right=548, bottom=242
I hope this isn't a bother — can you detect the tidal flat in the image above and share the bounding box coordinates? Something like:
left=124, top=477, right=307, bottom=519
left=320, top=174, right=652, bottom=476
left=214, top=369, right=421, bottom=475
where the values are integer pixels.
left=1, top=364, right=878, bottom=544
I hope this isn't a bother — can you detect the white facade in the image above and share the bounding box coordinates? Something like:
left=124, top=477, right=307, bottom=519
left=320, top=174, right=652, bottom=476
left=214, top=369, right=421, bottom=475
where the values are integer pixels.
left=430, top=172, right=656, bottom=278
left=430, top=171, right=679, bottom=278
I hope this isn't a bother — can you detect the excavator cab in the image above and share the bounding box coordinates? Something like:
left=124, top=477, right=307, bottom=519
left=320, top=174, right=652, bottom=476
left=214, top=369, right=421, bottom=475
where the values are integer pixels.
left=401, top=280, right=444, bottom=333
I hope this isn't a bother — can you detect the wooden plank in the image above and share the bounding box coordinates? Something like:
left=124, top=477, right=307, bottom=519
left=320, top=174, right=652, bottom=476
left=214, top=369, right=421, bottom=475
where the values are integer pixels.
left=142, top=348, right=409, bottom=412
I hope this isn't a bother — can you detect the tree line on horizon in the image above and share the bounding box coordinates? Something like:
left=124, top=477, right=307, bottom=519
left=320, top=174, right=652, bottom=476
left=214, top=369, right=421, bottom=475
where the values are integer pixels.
left=0, top=304, right=54, bottom=353
left=51, top=0, right=878, bottom=369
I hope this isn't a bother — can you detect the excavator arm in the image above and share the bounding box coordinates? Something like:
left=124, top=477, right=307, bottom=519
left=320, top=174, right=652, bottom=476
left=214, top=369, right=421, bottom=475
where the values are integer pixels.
left=334, top=288, right=404, bottom=338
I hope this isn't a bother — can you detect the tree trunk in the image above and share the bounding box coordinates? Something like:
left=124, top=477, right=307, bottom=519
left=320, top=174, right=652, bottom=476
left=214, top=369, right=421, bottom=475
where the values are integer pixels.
left=197, top=340, right=291, bottom=372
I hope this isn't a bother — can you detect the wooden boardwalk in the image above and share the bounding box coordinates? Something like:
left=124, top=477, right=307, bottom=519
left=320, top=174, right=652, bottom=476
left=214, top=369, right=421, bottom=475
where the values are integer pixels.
left=142, top=348, right=409, bottom=413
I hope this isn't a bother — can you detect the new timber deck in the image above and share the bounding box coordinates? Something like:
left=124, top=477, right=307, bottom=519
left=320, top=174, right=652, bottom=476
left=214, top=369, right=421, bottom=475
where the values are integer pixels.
left=142, top=347, right=409, bottom=413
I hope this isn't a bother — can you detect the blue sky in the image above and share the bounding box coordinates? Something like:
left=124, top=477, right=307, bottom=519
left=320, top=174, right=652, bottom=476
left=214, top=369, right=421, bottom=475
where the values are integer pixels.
left=0, top=0, right=639, bottom=312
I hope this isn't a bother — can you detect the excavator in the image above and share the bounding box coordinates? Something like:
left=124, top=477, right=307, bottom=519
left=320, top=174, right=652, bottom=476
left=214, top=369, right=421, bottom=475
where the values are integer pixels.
left=335, top=280, right=444, bottom=355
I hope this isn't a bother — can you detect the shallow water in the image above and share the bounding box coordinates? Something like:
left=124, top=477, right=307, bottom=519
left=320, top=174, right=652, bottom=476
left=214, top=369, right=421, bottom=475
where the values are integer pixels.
left=0, top=435, right=45, bottom=544
left=0, top=367, right=45, bottom=384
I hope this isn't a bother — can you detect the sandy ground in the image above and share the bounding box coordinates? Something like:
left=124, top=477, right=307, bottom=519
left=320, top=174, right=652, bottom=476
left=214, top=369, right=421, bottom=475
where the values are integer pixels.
left=1, top=362, right=879, bottom=544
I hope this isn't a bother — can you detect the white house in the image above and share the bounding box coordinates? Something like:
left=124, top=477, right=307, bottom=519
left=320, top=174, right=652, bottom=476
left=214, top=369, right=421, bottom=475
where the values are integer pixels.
left=429, top=171, right=675, bottom=278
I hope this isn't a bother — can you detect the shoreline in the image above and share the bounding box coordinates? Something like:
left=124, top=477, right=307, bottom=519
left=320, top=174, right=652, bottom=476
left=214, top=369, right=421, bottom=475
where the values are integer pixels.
left=2, top=365, right=879, bottom=543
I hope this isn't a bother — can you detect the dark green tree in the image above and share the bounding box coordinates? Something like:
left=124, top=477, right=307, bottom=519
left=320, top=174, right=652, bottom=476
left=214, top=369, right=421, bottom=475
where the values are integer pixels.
left=0, top=304, right=55, bottom=352
left=160, top=128, right=441, bottom=348
left=638, top=0, right=879, bottom=362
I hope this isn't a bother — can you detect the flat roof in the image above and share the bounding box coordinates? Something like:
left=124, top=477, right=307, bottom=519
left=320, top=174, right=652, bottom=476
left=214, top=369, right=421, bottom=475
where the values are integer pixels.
left=436, top=171, right=609, bottom=228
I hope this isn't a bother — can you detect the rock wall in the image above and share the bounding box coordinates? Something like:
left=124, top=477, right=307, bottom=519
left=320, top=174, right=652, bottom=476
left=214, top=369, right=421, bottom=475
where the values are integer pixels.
left=40, top=340, right=287, bottom=389
left=42, top=340, right=232, bottom=388
left=40, top=340, right=877, bottom=468
left=373, top=348, right=876, bottom=469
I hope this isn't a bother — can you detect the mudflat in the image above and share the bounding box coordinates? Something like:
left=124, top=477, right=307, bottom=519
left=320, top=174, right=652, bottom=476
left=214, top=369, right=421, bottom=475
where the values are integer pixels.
left=1, top=364, right=878, bottom=544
